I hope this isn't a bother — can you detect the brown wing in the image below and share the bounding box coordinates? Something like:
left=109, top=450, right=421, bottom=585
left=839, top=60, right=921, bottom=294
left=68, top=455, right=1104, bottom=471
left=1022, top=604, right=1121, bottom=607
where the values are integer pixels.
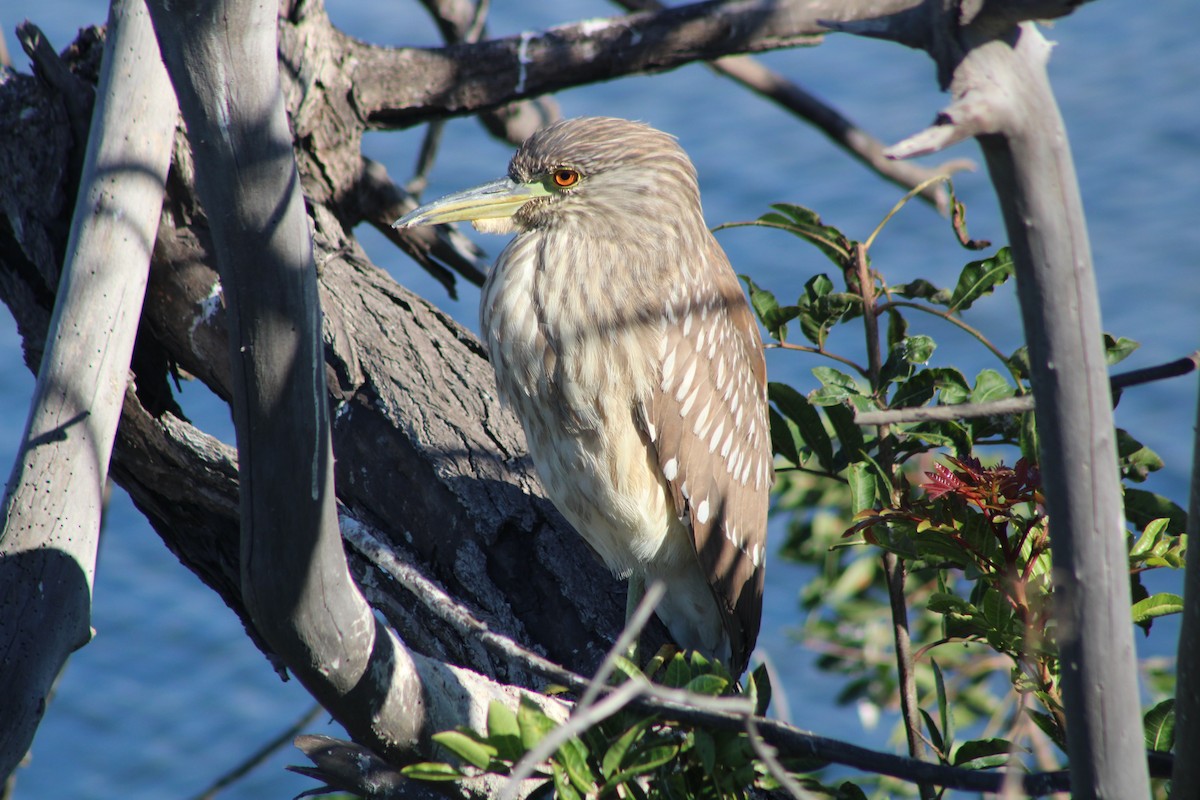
left=639, top=240, right=772, bottom=673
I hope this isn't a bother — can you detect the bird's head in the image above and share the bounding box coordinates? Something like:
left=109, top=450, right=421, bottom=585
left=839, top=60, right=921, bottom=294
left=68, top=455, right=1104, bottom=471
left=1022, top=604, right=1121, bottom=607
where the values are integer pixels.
left=392, top=117, right=703, bottom=238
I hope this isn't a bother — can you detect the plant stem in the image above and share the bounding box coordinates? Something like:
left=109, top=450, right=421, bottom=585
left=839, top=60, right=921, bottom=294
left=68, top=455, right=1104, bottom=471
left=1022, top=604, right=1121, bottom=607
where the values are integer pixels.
left=877, top=299, right=1024, bottom=387
left=851, top=243, right=935, bottom=799
left=768, top=341, right=869, bottom=378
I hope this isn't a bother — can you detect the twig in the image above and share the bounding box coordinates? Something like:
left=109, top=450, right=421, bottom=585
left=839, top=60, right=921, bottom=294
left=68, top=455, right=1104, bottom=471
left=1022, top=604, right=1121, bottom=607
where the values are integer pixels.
left=16, top=22, right=94, bottom=183
left=856, top=397, right=1033, bottom=425
left=850, top=241, right=934, bottom=799
left=500, top=680, right=645, bottom=800
left=607, top=0, right=972, bottom=213
left=355, top=157, right=489, bottom=292
left=876, top=299, right=1019, bottom=381
left=746, top=716, right=822, bottom=800
left=577, top=581, right=665, bottom=711
left=1172, top=364, right=1200, bottom=793
left=769, top=340, right=869, bottom=378
left=1111, top=351, right=1199, bottom=392
left=855, top=352, right=1199, bottom=425
left=190, top=703, right=324, bottom=800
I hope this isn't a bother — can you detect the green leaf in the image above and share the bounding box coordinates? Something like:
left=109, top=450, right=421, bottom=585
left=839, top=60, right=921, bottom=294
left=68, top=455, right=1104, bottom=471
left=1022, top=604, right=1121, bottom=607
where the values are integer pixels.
left=890, top=369, right=937, bottom=409
left=970, top=369, right=1016, bottom=404
left=1028, top=710, right=1065, bottom=748
left=1007, top=345, right=1031, bottom=381
left=932, top=658, right=953, bottom=751
left=552, top=760, right=583, bottom=800
left=692, top=729, right=717, bottom=774
left=663, top=652, right=692, bottom=688
left=557, top=735, right=596, bottom=795
left=747, top=662, right=773, bottom=717
left=952, top=738, right=1014, bottom=769
left=769, top=382, right=834, bottom=470
left=1144, top=698, right=1176, bottom=752
left=768, top=407, right=802, bottom=467
left=487, top=701, right=523, bottom=761
left=742, top=276, right=797, bottom=342
left=1103, top=333, right=1140, bottom=366
left=758, top=203, right=855, bottom=266
left=518, top=696, right=557, bottom=751
left=837, top=782, right=870, bottom=800
left=1131, top=593, right=1184, bottom=625
left=900, top=334, right=936, bottom=364
left=685, top=673, right=730, bottom=696
left=825, top=403, right=866, bottom=465
left=893, top=278, right=950, bottom=305
left=401, top=762, right=465, bottom=781
left=1116, top=428, right=1163, bottom=483
left=810, top=367, right=862, bottom=406
left=602, top=720, right=648, bottom=778
left=919, top=708, right=945, bottom=754
left=1125, top=488, right=1187, bottom=533
left=847, top=462, right=876, bottom=514
left=886, top=307, right=908, bottom=350
left=807, top=273, right=834, bottom=298
left=433, top=730, right=497, bottom=770
left=606, top=743, right=679, bottom=786
left=1130, top=518, right=1171, bottom=558
left=947, top=248, right=1013, bottom=312
left=799, top=275, right=860, bottom=347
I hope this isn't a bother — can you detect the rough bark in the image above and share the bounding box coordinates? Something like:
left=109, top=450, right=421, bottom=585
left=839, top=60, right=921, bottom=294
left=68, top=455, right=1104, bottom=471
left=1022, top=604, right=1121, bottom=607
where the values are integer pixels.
left=0, top=0, right=176, bottom=777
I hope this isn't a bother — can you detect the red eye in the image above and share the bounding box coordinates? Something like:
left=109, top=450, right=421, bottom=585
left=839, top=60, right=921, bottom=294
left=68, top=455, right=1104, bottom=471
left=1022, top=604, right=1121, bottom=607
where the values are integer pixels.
left=552, top=169, right=580, bottom=188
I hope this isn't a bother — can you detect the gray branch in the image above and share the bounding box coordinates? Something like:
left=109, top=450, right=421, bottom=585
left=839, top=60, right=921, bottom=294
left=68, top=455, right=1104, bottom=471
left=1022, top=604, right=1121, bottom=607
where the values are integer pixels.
left=0, top=0, right=176, bottom=776
left=876, top=8, right=1149, bottom=798
left=1174, top=383, right=1200, bottom=791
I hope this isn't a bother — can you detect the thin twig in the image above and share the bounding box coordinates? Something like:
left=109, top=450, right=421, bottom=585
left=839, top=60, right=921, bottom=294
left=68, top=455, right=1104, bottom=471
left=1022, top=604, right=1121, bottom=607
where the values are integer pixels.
left=746, top=716, right=822, bottom=800
left=769, top=340, right=869, bottom=378
left=500, top=680, right=646, bottom=800
left=608, top=0, right=973, bottom=212
left=190, top=703, right=325, bottom=800
left=851, top=242, right=934, bottom=800
left=855, top=351, right=1199, bottom=425
left=876, top=299, right=1019, bottom=382
left=577, top=580, right=665, bottom=711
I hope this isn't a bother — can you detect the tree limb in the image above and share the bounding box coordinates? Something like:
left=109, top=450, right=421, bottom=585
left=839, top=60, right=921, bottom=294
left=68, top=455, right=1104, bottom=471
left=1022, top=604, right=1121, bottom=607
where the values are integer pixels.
left=854, top=353, right=1198, bottom=425
left=609, top=0, right=973, bottom=212
left=878, top=10, right=1149, bottom=798
left=0, top=0, right=175, bottom=776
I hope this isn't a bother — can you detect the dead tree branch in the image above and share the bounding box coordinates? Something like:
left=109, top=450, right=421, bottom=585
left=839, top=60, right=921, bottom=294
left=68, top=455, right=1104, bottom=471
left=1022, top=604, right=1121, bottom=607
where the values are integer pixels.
left=870, top=5, right=1148, bottom=797
left=0, top=0, right=175, bottom=776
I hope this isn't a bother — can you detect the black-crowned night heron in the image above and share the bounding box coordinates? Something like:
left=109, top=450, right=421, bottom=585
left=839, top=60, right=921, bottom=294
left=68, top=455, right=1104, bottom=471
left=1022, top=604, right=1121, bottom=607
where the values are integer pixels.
left=395, top=117, right=772, bottom=674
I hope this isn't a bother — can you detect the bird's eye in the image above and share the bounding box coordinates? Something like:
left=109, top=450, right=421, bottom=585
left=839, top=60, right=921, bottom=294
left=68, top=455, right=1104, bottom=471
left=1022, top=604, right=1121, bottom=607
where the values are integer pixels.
left=552, top=169, right=580, bottom=188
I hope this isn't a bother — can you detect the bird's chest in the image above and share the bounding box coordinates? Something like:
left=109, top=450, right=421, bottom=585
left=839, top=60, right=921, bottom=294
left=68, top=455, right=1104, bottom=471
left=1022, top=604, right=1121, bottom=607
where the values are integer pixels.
left=480, top=234, right=661, bottom=426
left=479, top=234, right=682, bottom=573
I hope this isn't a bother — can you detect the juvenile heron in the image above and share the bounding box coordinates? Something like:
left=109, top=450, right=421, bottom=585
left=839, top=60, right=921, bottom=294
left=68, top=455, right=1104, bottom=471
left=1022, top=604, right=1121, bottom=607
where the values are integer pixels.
left=395, top=117, right=772, bottom=674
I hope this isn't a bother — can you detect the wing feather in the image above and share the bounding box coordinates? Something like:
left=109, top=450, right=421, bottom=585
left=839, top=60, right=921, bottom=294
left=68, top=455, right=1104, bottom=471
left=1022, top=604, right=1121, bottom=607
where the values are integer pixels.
left=639, top=237, right=772, bottom=673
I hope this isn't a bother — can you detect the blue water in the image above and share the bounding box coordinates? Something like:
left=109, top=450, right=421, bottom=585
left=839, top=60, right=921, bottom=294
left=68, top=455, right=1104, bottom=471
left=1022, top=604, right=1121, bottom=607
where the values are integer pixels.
left=2, top=0, right=1196, bottom=796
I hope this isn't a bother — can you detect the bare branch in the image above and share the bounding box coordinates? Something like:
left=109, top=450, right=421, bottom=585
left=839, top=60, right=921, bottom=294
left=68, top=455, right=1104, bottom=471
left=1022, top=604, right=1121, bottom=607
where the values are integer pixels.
left=610, top=0, right=972, bottom=212
left=0, top=0, right=175, bottom=775
left=854, top=353, right=1198, bottom=426
left=1173, top=371, right=1200, bottom=793
left=880, top=13, right=1150, bottom=796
